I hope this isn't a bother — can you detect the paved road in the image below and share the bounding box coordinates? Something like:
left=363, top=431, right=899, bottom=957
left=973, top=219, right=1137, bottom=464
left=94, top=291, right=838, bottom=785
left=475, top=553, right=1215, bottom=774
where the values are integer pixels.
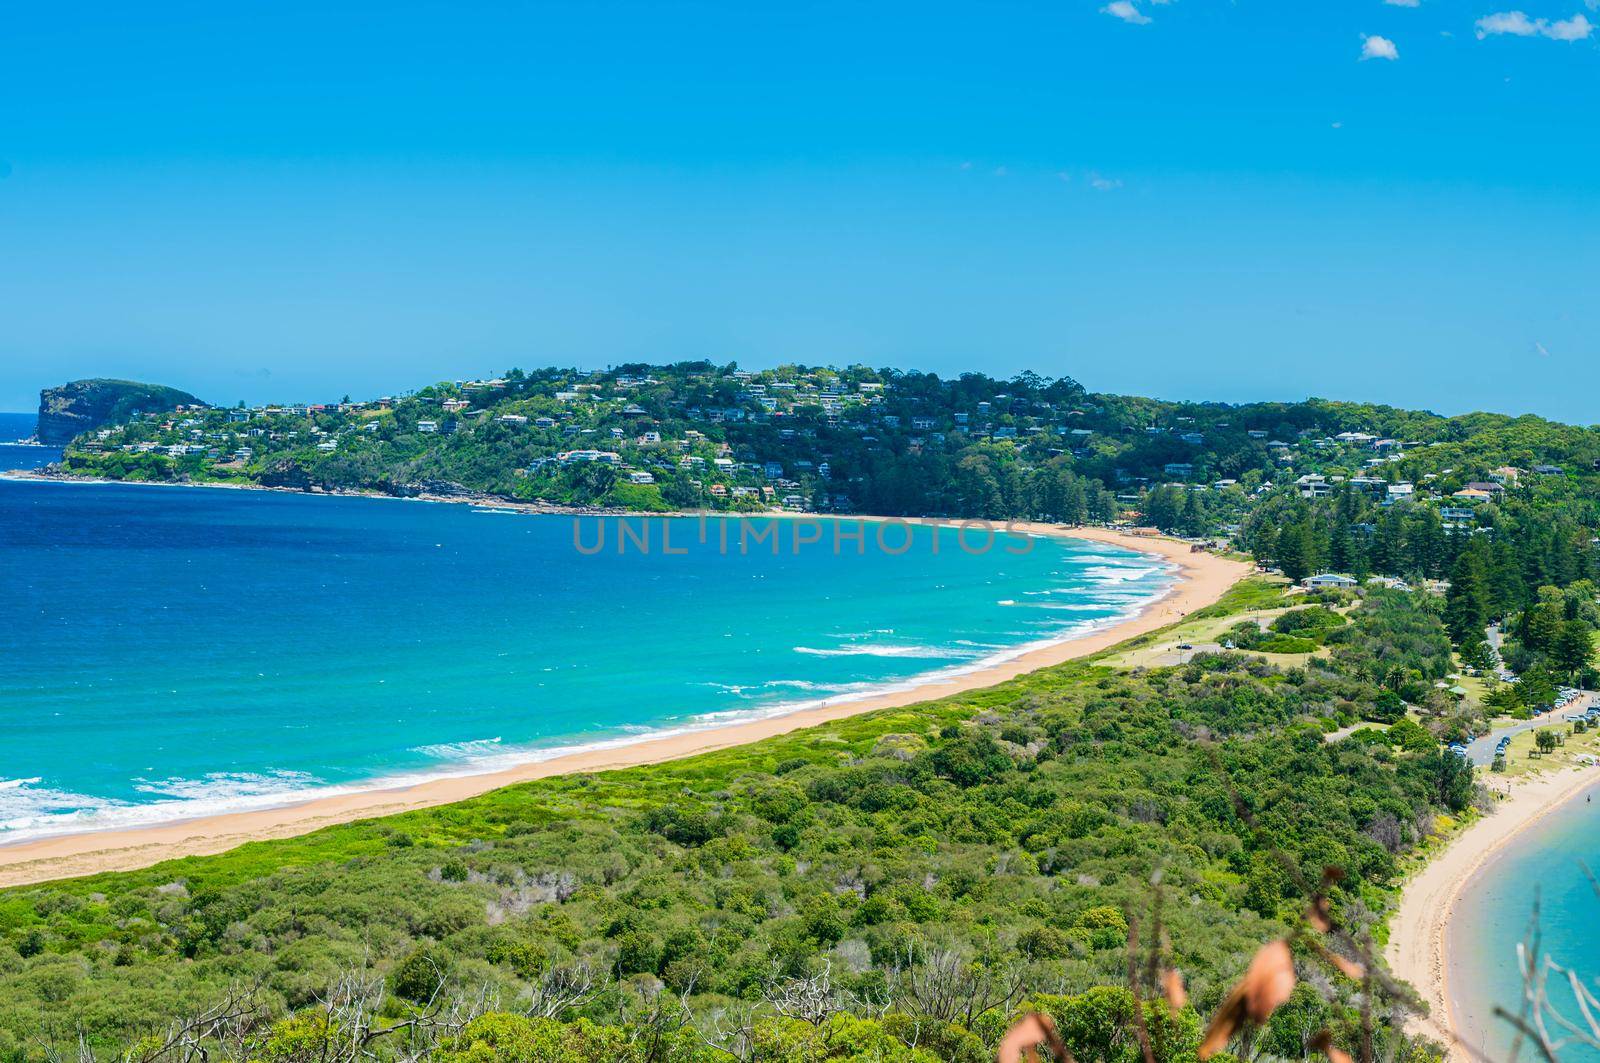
left=1465, top=691, right=1597, bottom=767
left=1485, top=624, right=1516, bottom=682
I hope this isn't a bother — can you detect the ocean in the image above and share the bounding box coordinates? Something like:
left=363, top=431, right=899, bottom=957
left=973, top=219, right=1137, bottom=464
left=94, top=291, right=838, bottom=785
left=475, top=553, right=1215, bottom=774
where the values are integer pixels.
left=0, top=412, right=60, bottom=472
left=0, top=478, right=1175, bottom=842
left=1452, top=783, right=1600, bottom=1059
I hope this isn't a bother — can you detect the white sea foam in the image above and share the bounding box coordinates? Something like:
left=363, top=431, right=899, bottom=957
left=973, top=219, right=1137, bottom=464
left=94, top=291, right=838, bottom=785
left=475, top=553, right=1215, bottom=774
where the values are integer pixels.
left=0, top=541, right=1180, bottom=847
left=699, top=682, right=754, bottom=695
left=1022, top=602, right=1116, bottom=612
left=409, top=737, right=505, bottom=760
left=1086, top=564, right=1165, bottom=583
left=793, top=643, right=975, bottom=659
left=0, top=788, right=114, bottom=837
left=133, top=771, right=320, bottom=800
left=0, top=772, right=335, bottom=843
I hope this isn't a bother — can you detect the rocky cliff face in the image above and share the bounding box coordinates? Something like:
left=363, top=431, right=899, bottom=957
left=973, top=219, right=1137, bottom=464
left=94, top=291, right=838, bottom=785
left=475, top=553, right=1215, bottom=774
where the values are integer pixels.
left=37, top=379, right=205, bottom=445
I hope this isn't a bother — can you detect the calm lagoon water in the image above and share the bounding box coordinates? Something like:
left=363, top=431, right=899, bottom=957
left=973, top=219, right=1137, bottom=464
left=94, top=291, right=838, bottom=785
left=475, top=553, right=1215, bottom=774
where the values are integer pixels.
left=0, top=478, right=1174, bottom=841
left=1452, top=782, right=1600, bottom=1060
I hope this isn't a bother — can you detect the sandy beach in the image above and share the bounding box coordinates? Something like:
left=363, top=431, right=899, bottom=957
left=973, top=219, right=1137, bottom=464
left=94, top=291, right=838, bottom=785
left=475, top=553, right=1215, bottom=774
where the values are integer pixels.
left=0, top=521, right=1248, bottom=888
left=1386, top=760, right=1600, bottom=1056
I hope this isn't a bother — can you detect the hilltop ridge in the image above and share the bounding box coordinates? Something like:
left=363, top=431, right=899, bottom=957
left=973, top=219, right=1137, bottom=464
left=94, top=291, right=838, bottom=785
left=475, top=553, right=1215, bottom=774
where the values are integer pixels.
left=37, top=378, right=204, bottom=446
left=48, top=362, right=1600, bottom=529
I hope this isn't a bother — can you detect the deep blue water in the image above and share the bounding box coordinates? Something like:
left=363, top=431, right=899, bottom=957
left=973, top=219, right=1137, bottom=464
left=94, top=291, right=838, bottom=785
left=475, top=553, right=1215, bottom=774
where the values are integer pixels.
left=0, top=412, right=59, bottom=472
left=1452, top=782, right=1600, bottom=1060
left=0, top=480, right=1173, bottom=840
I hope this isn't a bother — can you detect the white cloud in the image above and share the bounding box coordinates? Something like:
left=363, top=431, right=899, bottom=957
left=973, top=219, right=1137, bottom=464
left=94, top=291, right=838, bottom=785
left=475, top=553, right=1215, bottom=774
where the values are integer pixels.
left=1102, top=1, right=1152, bottom=24
left=1546, top=13, right=1594, bottom=37
left=1384, top=0, right=1421, bottom=7
left=1474, top=10, right=1594, bottom=38
left=1087, top=172, right=1124, bottom=191
left=1477, top=10, right=1539, bottom=33
left=1361, top=33, right=1400, bottom=58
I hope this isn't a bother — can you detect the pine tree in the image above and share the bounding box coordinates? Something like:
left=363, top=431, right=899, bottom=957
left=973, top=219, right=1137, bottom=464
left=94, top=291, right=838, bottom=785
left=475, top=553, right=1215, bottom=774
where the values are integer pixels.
left=1552, top=619, right=1595, bottom=678
left=1524, top=586, right=1568, bottom=655
left=1277, top=521, right=1315, bottom=583
left=1180, top=489, right=1206, bottom=537
left=1444, top=546, right=1490, bottom=643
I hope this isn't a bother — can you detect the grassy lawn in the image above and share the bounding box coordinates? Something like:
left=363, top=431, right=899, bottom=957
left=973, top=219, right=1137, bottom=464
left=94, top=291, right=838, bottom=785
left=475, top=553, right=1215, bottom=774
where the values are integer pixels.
left=1494, top=721, right=1600, bottom=779
left=1098, top=577, right=1354, bottom=672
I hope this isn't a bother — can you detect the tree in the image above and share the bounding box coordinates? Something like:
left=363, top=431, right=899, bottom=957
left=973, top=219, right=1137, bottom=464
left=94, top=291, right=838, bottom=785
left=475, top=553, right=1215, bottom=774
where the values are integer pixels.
left=1387, top=718, right=1436, bottom=753
left=1277, top=521, right=1317, bottom=583
left=1365, top=690, right=1407, bottom=725
left=1517, top=664, right=1558, bottom=711
left=1444, top=545, right=1491, bottom=643
left=1552, top=619, right=1595, bottom=677
left=1262, top=983, right=1333, bottom=1059
left=1251, top=523, right=1279, bottom=569
left=1180, top=489, right=1207, bottom=537
left=1425, top=750, right=1475, bottom=811
left=1460, top=639, right=1495, bottom=673
left=389, top=946, right=448, bottom=1003
left=1144, top=486, right=1183, bottom=533
left=1564, top=581, right=1600, bottom=626
left=1484, top=684, right=1522, bottom=716
left=1521, top=586, right=1569, bottom=655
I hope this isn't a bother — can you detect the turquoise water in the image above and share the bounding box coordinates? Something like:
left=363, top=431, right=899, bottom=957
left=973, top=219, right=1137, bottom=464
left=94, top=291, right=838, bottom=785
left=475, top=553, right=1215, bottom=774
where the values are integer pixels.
left=0, top=479, right=1174, bottom=841
left=1452, top=783, right=1600, bottom=1059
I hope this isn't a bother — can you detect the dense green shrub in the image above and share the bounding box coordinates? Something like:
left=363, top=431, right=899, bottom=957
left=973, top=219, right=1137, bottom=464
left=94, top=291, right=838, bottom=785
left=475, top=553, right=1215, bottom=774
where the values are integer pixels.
left=0, top=588, right=1472, bottom=1060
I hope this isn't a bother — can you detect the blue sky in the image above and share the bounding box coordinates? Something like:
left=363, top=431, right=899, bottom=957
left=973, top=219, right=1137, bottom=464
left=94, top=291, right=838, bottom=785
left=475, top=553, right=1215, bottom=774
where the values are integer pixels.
left=1, top=2, right=1596, bottom=421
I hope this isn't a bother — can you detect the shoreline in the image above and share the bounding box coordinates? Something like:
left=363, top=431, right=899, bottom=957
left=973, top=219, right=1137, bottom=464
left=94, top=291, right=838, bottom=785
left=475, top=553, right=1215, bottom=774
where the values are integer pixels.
left=1385, top=761, right=1600, bottom=1057
left=0, top=467, right=634, bottom=514
left=0, top=507, right=1248, bottom=887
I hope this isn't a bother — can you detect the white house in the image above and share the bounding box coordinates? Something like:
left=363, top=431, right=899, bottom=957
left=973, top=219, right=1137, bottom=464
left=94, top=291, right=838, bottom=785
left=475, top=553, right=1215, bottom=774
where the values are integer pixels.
left=1302, top=574, right=1359, bottom=589
left=1296, top=474, right=1332, bottom=499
